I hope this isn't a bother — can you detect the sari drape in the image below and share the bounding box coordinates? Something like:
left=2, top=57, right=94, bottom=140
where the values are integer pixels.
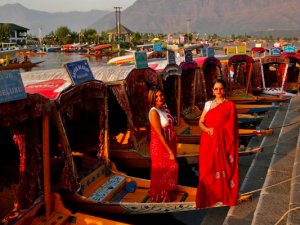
left=196, top=100, right=239, bottom=208
left=149, top=107, right=178, bottom=202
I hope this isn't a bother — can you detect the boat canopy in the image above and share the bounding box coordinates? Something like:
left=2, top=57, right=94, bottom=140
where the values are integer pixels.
left=228, top=54, right=254, bottom=66
left=251, top=47, right=266, bottom=53
left=21, top=65, right=136, bottom=86
left=93, top=44, right=112, bottom=51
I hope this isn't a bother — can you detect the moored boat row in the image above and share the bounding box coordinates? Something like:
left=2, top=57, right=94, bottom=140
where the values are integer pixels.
left=0, top=41, right=297, bottom=223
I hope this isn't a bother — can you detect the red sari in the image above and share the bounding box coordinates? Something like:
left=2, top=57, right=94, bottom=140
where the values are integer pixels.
left=196, top=100, right=239, bottom=208
left=149, top=107, right=178, bottom=202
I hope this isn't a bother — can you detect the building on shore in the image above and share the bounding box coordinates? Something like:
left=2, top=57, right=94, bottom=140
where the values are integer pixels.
left=0, top=23, right=29, bottom=45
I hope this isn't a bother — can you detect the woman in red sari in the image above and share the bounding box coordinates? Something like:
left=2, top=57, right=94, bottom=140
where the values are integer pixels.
left=148, top=86, right=178, bottom=202
left=196, top=79, right=239, bottom=209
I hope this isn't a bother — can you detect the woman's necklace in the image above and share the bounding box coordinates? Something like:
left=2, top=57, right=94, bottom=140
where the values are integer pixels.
left=214, top=98, right=226, bottom=105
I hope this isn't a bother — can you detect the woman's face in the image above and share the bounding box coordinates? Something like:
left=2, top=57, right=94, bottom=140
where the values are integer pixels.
left=155, top=90, right=165, bottom=108
left=212, top=82, right=225, bottom=98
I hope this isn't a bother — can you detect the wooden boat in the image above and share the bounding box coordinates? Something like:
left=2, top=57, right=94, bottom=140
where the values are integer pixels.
left=107, top=51, right=153, bottom=65
left=0, top=73, right=104, bottom=224
left=176, top=118, right=273, bottom=145
left=80, top=44, right=118, bottom=58
left=281, top=52, right=300, bottom=94
left=24, top=76, right=253, bottom=216
left=23, top=77, right=205, bottom=217
left=61, top=43, right=86, bottom=52
left=252, top=54, right=296, bottom=97
left=163, top=58, right=275, bottom=135
left=21, top=66, right=264, bottom=173
left=182, top=108, right=264, bottom=126
left=17, top=50, right=46, bottom=56
left=251, top=46, right=266, bottom=58
left=216, top=48, right=288, bottom=103
left=0, top=70, right=52, bottom=224
left=0, top=50, right=44, bottom=71
left=59, top=161, right=198, bottom=215
left=235, top=103, right=279, bottom=114
left=0, top=60, right=44, bottom=70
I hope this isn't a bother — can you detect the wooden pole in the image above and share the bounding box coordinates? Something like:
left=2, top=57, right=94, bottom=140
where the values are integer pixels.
left=104, top=90, right=110, bottom=165
left=52, top=106, right=78, bottom=189
left=177, top=76, right=181, bottom=126
left=42, top=115, right=51, bottom=217
left=246, top=63, right=253, bottom=96
left=192, top=69, right=196, bottom=107
left=281, top=63, right=289, bottom=92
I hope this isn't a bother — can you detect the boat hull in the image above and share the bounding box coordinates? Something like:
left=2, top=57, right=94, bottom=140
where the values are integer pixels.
left=0, top=61, right=44, bottom=70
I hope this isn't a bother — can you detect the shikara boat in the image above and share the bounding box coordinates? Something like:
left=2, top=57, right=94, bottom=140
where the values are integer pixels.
left=0, top=60, right=44, bottom=70
left=17, top=50, right=46, bottom=56
left=60, top=161, right=198, bottom=215
left=282, top=52, right=300, bottom=94
left=217, top=48, right=288, bottom=103
left=251, top=46, right=266, bottom=58
left=182, top=109, right=265, bottom=126
left=235, top=103, right=279, bottom=114
left=23, top=77, right=203, bottom=217
left=21, top=64, right=264, bottom=174
left=107, top=51, right=153, bottom=65
left=0, top=70, right=52, bottom=224
left=24, top=76, right=252, bottom=216
left=1, top=81, right=135, bottom=223
left=80, top=44, right=117, bottom=58
left=163, top=58, right=274, bottom=138
left=175, top=118, right=273, bottom=145
left=252, top=54, right=296, bottom=97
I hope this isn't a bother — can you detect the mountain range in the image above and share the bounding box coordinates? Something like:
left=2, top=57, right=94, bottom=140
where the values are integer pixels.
left=1, top=1, right=300, bottom=38
left=0, top=3, right=109, bottom=36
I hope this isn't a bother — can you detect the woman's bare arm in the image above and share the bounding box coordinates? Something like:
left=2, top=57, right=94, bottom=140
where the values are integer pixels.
left=199, top=109, right=213, bottom=136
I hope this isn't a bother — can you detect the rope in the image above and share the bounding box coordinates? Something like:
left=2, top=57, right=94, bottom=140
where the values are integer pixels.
left=274, top=206, right=300, bottom=225
left=269, top=119, right=300, bottom=129
left=240, top=175, right=300, bottom=225
left=242, top=174, right=300, bottom=196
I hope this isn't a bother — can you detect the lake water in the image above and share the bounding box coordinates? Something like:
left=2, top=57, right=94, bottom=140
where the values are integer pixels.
left=20, top=52, right=110, bottom=73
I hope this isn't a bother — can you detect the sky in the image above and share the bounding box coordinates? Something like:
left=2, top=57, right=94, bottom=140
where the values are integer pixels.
left=0, top=0, right=137, bottom=12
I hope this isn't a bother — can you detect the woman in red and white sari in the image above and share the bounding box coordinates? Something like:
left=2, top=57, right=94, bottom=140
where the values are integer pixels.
left=148, top=86, right=178, bottom=202
left=196, top=79, right=239, bottom=209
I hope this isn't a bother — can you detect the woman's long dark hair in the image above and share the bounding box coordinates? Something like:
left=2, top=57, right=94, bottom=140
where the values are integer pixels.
left=148, top=86, right=164, bottom=109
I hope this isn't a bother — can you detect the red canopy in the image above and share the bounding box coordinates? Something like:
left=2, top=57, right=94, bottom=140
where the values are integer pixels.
left=25, top=79, right=71, bottom=100
left=251, top=47, right=266, bottom=53
left=93, top=44, right=112, bottom=51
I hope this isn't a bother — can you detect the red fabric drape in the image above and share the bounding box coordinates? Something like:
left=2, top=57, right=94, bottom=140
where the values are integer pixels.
left=149, top=107, right=178, bottom=202
left=13, top=121, right=43, bottom=210
left=196, top=101, right=239, bottom=208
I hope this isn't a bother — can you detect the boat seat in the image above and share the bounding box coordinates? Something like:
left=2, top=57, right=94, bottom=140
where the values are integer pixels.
left=110, top=131, right=132, bottom=149
left=88, top=175, right=126, bottom=202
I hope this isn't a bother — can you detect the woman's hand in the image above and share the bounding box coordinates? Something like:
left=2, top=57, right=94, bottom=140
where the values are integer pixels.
left=168, top=150, right=175, bottom=160
left=207, top=128, right=214, bottom=136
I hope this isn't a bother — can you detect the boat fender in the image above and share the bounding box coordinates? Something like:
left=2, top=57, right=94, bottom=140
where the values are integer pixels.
left=112, top=181, right=137, bottom=202
left=125, top=181, right=137, bottom=193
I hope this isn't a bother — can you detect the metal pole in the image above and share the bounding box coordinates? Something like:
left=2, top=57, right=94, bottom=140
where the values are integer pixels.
left=114, top=7, right=118, bottom=41
left=186, top=19, right=191, bottom=44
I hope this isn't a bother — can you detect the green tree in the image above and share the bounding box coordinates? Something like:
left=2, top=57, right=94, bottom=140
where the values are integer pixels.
left=100, top=32, right=109, bottom=43
left=54, top=26, right=73, bottom=44
left=131, top=32, right=142, bottom=45
left=0, top=24, right=12, bottom=42
left=80, top=28, right=97, bottom=43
